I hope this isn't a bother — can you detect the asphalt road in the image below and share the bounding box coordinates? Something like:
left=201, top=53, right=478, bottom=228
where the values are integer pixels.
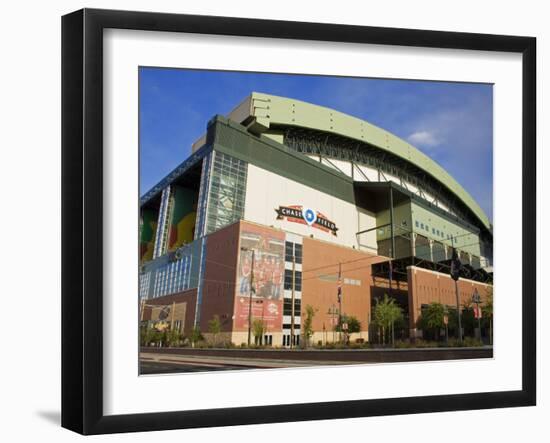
left=140, top=360, right=247, bottom=374
left=140, top=346, right=493, bottom=375
left=141, top=346, right=493, bottom=363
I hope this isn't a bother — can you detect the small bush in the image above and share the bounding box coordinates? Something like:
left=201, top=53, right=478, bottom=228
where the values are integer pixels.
left=413, top=339, right=439, bottom=348
left=443, top=337, right=481, bottom=347
left=463, top=337, right=484, bottom=347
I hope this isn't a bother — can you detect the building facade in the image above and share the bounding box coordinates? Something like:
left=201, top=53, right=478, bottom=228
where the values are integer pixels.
left=139, top=93, right=493, bottom=346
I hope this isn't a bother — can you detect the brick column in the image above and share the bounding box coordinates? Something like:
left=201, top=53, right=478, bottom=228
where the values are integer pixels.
left=407, top=266, right=421, bottom=338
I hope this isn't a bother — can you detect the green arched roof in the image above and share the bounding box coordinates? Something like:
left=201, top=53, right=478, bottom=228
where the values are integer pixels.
left=226, top=92, right=490, bottom=231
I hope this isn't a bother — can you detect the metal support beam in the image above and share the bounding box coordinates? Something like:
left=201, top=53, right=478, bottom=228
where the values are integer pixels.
left=390, top=186, right=395, bottom=260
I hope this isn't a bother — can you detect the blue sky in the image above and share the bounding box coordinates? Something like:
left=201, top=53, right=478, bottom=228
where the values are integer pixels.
left=139, top=68, right=493, bottom=221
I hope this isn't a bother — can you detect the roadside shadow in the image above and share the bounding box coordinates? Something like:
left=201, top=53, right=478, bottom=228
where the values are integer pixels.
left=36, top=410, right=61, bottom=426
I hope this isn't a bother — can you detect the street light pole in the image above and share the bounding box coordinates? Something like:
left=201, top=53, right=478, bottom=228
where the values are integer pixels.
left=338, top=262, right=343, bottom=344
left=290, top=253, right=296, bottom=349
left=454, top=279, right=462, bottom=343
left=477, top=303, right=482, bottom=341
left=444, top=306, right=449, bottom=346
left=451, top=236, right=463, bottom=344
left=472, top=288, right=482, bottom=341
left=241, top=247, right=255, bottom=347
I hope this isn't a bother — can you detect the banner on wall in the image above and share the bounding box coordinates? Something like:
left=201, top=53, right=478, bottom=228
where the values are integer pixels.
left=275, top=205, right=338, bottom=236
left=234, top=226, right=285, bottom=331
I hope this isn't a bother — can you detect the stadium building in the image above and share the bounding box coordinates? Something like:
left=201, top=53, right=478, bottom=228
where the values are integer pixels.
left=139, top=92, right=493, bottom=346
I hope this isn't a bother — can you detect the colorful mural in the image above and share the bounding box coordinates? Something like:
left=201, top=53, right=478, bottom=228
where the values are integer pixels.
left=234, top=226, right=285, bottom=331
left=168, top=186, right=197, bottom=251
left=139, top=208, right=157, bottom=263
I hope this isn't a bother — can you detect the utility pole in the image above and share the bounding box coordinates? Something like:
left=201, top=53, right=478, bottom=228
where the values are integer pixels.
left=454, top=278, right=462, bottom=343
left=330, top=304, right=336, bottom=343
left=290, top=253, right=296, bottom=349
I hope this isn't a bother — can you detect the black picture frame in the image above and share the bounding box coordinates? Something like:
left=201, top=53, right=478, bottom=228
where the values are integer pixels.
left=61, top=8, right=536, bottom=435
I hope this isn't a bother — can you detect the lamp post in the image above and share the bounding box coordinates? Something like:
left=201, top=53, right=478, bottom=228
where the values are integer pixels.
left=338, top=262, right=343, bottom=344
left=450, top=237, right=463, bottom=344
left=290, top=253, right=296, bottom=349
left=240, top=246, right=255, bottom=347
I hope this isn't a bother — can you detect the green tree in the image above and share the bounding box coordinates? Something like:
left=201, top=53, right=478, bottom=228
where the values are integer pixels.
left=460, top=304, right=476, bottom=338
left=189, top=326, right=203, bottom=348
left=166, top=329, right=182, bottom=347
left=208, top=315, right=222, bottom=346
left=336, top=315, right=361, bottom=333
left=373, top=294, right=403, bottom=346
left=302, top=305, right=318, bottom=348
left=252, top=319, right=266, bottom=346
left=140, top=325, right=147, bottom=346
left=335, top=315, right=361, bottom=345
left=144, top=327, right=161, bottom=346
left=417, top=302, right=446, bottom=340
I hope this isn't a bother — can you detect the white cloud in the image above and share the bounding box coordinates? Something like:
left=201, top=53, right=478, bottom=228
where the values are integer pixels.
left=407, top=130, right=441, bottom=148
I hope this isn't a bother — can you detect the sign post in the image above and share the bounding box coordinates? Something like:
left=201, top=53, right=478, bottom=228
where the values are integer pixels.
left=342, top=322, right=348, bottom=345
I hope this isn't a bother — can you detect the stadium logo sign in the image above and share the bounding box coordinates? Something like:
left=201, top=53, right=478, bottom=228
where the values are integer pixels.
left=275, top=205, right=338, bottom=236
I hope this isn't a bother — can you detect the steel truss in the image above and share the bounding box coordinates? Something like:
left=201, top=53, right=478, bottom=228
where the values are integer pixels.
left=280, top=126, right=479, bottom=228
left=371, top=256, right=493, bottom=285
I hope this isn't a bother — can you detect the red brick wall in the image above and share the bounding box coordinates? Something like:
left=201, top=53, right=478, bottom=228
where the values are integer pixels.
left=407, top=266, right=492, bottom=328
left=302, top=237, right=387, bottom=333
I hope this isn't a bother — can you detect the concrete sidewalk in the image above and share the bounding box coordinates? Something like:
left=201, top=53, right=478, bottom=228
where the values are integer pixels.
left=141, top=346, right=493, bottom=365
left=140, top=352, right=357, bottom=369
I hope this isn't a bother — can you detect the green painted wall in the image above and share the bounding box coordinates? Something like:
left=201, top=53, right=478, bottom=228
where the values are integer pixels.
left=209, top=116, right=356, bottom=205
left=376, top=201, right=413, bottom=241
left=411, top=202, right=481, bottom=256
